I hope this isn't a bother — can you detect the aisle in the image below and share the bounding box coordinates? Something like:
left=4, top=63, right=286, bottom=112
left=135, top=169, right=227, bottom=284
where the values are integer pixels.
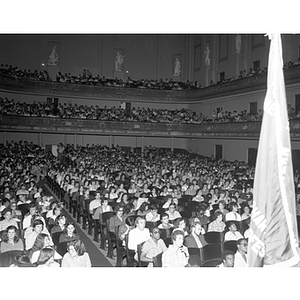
left=62, top=209, right=112, bottom=267
left=43, top=183, right=113, bottom=267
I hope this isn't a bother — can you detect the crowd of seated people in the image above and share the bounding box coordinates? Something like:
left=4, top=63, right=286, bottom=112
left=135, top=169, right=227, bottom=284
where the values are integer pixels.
left=0, top=96, right=273, bottom=124
left=0, top=141, right=91, bottom=267
left=0, top=64, right=51, bottom=81
left=45, top=142, right=262, bottom=267
left=56, top=70, right=196, bottom=91
left=1, top=141, right=300, bottom=267
left=1, top=58, right=300, bottom=92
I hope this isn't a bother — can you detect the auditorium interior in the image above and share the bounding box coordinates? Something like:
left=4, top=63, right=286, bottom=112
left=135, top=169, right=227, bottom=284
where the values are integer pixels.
left=0, top=33, right=300, bottom=267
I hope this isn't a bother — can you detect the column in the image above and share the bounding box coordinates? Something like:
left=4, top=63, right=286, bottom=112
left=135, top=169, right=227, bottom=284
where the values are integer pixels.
left=3, top=131, right=7, bottom=145
left=74, top=134, right=77, bottom=149
left=109, top=135, right=113, bottom=148
left=171, top=137, right=174, bottom=153
left=141, top=136, right=145, bottom=157
left=38, top=133, right=42, bottom=147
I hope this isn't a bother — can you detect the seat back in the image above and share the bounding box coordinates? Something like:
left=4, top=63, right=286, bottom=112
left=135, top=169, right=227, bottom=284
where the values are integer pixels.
left=159, top=227, right=174, bottom=240
left=188, top=247, right=201, bottom=257
left=201, top=243, right=222, bottom=262
left=56, top=242, right=68, bottom=257
left=136, top=242, right=145, bottom=267
left=125, top=234, right=135, bottom=267
left=146, top=221, right=158, bottom=231
left=153, top=252, right=163, bottom=267
left=17, top=204, right=30, bottom=219
left=0, top=250, right=25, bottom=267
left=51, top=231, right=62, bottom=246
left=223, top=240, right=238, bottom=254
left=180, top=210, right=192, bottom=220
left=100, top=211, right=115, bottom=226
left=201, top=258, right=222, bottom=267
left=125, top=215, right=138, bottom=227
left=204, top=231, right=222, bottom=244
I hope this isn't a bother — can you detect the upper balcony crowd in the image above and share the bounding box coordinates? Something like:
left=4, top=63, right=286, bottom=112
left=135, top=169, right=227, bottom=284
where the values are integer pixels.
left=1, top=59, right=299, bottom=90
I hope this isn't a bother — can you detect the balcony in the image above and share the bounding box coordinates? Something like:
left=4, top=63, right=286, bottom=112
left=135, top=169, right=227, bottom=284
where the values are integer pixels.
left=1, top=114, right=300, bottom=140
left=1, top=64, right=300, bottom=103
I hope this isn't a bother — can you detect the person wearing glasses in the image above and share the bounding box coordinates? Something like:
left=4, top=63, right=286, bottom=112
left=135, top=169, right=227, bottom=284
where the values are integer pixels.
left=140, top=226, right=167, bottom=265
left=108, top=205, right=126, bottom=233
left=165, top=203, right=181, bottom=221
left=234, top=238, right=248, bottom=267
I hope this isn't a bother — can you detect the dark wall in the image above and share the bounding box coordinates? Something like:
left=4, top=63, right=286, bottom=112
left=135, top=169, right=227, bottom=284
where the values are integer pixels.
left=0, top=34, right=189, bottom=81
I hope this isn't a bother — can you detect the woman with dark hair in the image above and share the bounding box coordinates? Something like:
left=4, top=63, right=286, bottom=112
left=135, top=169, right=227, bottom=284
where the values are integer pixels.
left=10, top=201, right=22, bottom=221
left=215, top=200, right=229, bottom=220
left=0, top=225, right=24, bottom=253
left=61, top=239, right=91, bottom=267
left=48, top=206, right=62, bottom=227
left=207, top=211, right=226, bottom=232
left=36, top=248, right=60, bottom=268
left=59, top=222, right=79, bottom=243
left=46, top=200, right=58, bottom=219
left=118, top=193, right=129, bottom=205
left=241, top=204, right=251, bottom=220
left=28, top=233, right=61, bottom=264
left=137, top=202, right=150, bottom=217
left=50, top=215, right=66, bottom=235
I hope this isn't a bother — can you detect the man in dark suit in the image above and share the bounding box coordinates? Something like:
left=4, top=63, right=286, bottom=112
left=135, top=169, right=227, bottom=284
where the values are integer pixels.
left=184, top=222, right=207, bottom=248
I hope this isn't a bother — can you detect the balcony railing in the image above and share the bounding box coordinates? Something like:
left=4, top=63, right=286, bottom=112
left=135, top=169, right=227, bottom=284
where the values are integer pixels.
left=0, top=64, right=300, bottom=102
left=1, top=114, right=300, bottom=139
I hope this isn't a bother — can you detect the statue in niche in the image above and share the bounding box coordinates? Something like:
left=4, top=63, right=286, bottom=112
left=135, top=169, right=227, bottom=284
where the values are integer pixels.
left=204, top=46, right=210, bottom=66
left=48, top=46, right=59, bottom=66
left=115, top=51, right=126, bottom=71
left=235, top=34, right=241, bottom=54
left=173, top=58, right=181, bottom=76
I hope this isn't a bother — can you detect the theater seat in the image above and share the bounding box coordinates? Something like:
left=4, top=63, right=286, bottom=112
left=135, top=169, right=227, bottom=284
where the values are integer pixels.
left=153, top=252, right=163, bottom=267
left=56, top=242, right=68, bottom=257
left=0, top=250, right=25, bottom=267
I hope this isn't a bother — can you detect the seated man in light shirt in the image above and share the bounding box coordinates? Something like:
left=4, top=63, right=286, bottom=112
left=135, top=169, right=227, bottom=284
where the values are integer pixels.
left=89, top=191, right=102, bottom=218
left=140, top=227, right=167, bottom=264
left=165, top=203, right=181, bottom=221
left=22, top=203, right=46, bottom=230
left=128, top=217, right=151, bottom=261
left=224, top=222, right=244, bottom=242
left=158, top=213, right=174, bottom=230
left=145, top=204, right=160, bottom=222
left=225, top=202, right=241, bottom=222
left=162, top=229, right=189, bottom=267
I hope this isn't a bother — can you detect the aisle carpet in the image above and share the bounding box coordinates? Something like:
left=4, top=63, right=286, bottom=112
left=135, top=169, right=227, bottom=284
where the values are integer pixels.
left=44, top=183, right=113, bottom=267
left=62, top=209, right=112, bottom=267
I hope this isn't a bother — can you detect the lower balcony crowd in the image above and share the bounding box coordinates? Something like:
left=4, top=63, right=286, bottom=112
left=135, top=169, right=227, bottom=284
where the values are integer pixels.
left=0, top=96, right=267, bottom=124
left=0, top=141, right=300, bottom=267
